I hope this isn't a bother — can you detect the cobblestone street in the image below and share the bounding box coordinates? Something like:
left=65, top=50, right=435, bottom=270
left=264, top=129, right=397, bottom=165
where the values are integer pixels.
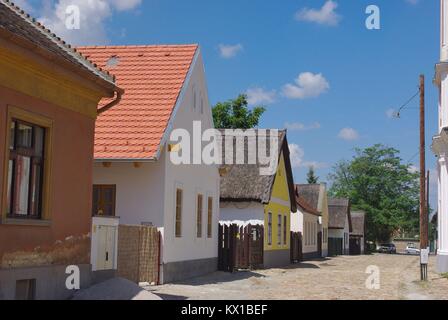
left=149, top=254, right=448, bottom=300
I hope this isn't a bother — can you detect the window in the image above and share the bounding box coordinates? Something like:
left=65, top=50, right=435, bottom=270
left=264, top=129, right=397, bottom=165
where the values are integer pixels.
left=267, top=212, right=272, bottom=245
left=277, top=214, right=282, bottom=245
left=283, top=215, right=287, bottom=245
left=92, top=185, right=116, bottom=216
left=175, top=188, right=183, bottom=237
left=196, top=194, right=203, bottom=238
left=207, top=197, right=213, bottom=238
left=200, top=97, right=204, bottom=114
left=7, top=119, right=45, bottom=219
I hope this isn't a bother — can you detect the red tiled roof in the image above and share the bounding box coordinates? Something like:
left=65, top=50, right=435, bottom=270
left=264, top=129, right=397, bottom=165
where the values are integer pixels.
left=77, top=45, right=198, bottom=160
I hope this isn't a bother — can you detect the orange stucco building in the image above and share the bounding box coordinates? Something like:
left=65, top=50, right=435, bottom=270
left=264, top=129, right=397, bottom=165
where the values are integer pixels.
left=0, top=0, right=120, bottom=299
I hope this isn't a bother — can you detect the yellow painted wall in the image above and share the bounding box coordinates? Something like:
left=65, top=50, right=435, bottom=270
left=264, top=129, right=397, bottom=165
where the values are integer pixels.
left=264, top=153, right=291, bottom=251
left=0, top=42, right=107, bottom=119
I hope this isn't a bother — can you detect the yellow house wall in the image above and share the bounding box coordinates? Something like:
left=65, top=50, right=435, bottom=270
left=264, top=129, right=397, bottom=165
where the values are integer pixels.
left=264, top=153, right=291, bottom=251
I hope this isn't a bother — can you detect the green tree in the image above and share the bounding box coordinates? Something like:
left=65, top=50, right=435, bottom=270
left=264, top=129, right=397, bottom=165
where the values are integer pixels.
left=212, top=94, right=266, bottom=129
left=306, top=166, right=319, bottom=184
left=328, top=144, right=420, bottom=242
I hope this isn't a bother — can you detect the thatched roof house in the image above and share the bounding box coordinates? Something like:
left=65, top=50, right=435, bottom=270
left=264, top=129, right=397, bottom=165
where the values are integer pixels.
left=350, top=211, right=366, bottom=237
left=219, top=129, right=297, bottom=212
left=328, top=198, right=352, bottom=231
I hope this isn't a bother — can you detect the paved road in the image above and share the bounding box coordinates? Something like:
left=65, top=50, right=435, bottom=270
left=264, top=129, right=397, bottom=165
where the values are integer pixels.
left=148, top=254, right=448, bottom=300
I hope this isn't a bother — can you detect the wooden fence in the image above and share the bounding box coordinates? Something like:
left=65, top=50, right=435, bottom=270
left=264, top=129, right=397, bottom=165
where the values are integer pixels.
left=218, top=224, right=264, bottom=272
left=290, top=231, right=302, bottom=263
left=117, top=225, right=160, bottom=284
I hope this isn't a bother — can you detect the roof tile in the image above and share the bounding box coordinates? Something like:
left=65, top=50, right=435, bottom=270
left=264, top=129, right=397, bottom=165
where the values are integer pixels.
left=77, top=45, right=198, bottom=159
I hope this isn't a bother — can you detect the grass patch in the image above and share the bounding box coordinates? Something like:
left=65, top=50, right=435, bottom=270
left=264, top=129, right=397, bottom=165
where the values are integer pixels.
left=441, top=273, right=448, bottom=280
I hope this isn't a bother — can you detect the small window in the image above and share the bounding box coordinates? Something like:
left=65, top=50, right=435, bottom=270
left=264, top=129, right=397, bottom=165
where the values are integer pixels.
left=277, top=214, right=282, bottom=245
left=207, top=197, right=213, bottom=238
left=15, top=279, right=36, bottom=300
left=283, top=215, right=287, bottom=245
left=175, top=188, right=183, bottom=237
left=7, top=119, right=46, bottom=219
left=196, top=194, right=203, bottom=238
left=268, top=212, right=272, bottom=245
left=92, top=185, right=116, bottom=216
left=200, top=98, right=204, bottom=114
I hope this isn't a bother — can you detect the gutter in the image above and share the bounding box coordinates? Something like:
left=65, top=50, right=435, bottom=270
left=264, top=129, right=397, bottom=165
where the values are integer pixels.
left=97, top=88, right=124, bottom=115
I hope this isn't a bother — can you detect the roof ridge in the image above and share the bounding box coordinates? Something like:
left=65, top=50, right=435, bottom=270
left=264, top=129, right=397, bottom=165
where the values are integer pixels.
left=1, top=0, right=115, bottom=84
left=77, top=44, right=199, bottom=49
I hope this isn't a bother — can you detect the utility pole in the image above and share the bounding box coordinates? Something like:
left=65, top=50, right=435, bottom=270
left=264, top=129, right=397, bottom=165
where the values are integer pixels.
left=419, top=74, right=428, bottom=281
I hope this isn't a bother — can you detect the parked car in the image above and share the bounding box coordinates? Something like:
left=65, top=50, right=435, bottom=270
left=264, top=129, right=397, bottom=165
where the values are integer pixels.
left=405, top=243, right=420, bottom=255
left=378, top=243, right=397, bottom=254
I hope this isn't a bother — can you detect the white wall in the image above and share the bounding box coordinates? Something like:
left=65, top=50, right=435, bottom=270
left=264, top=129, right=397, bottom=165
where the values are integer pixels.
left=302, top=212, right=320, bottom=254
left=162, top=51, right=220, bottom=264
left=93, top=160, right=165, bottom=227
left=220, top=202, right=265, bottom=223
left=291, top=208, right=302, bottom=233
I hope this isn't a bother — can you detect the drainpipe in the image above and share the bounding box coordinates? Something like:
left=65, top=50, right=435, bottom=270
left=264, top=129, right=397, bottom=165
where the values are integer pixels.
left=97, top=88, right=123, bottom=115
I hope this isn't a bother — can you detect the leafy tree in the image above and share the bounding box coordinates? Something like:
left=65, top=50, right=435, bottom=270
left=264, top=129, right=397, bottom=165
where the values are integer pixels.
left=307, top=166, right=319, bottom=184
left=328, top=144, right=420, bottom=242
left=212, top=94, right=266, bottom=129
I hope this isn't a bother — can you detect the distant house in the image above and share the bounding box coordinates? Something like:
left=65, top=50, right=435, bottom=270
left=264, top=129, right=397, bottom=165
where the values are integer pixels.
left=219, top=130, right=297, bottom=268
left=0, top=1, right=119, bottom=299
left=77, top=44, right=220, bottom=284
left=291, top=190, right=321, bottom=260
left=295, top=184, right=329, bottom=258
left=328, top=198, right=352, bottom=256
left=349, top=211, right=366, bottom=255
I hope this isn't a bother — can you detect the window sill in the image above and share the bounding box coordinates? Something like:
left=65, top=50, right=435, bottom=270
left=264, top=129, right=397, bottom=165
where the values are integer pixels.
left=1, top=218, right=52, bottom=227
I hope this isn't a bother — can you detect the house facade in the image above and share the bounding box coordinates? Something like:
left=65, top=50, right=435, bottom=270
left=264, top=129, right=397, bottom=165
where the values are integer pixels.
left=431, top=0, right=448, bottom=273
left=291, top=191, right=321, bottom=260
left=0, top=0, right=119, bottom=299
left=328, top=198, right=352, bottom=256
left=295, top=184, right=329, bottom=258
left=78, top=45, right=220, bottom=284
left=219, top=130, right=297, bottom=268
left=349, top=211, right=365, bottom=255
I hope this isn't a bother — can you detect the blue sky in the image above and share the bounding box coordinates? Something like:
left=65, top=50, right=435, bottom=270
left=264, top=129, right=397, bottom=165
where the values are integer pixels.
left=22, top=0, right=438, bottom=206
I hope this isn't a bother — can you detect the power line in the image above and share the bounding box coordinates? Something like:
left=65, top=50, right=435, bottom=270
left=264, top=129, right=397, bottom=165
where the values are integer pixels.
left=394, top=89, right=420, bottom=118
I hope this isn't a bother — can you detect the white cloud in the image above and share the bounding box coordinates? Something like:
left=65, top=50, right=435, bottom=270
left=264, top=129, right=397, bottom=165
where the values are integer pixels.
left=338, top=127, right=359, bottom=141
left=295, top=0, right=341, bottom=26
left=285, top=122, right=321, bottom=131
left=289, top=144, right=327, bottom=169
left=218, top=44, right=243, bottom=59
left=246, top=87, right=276, bottom=105
left=386, top=108, right=397, bottom=119
left=37, top=0, right=142, bottom=46
left=282, top=72, right=330, bottom=99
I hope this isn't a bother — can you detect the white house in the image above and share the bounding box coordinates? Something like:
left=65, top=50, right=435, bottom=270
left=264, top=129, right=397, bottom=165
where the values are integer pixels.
left=349, top=211, right=365, bottom=255
left=431, top=0, right=448, bottom=273
left=294, top=184, right=329, bottom=259
left=291, top=190, right=322, bottom=260
left=77, top=45, right=220, bottom=283
left=328, top=198, right=352, bottom=256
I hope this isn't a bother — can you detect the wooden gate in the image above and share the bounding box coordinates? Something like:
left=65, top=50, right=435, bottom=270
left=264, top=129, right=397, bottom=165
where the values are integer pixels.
left=290, top=232, right=303, bottom=263
left=328, top=238, right=343, bottom=256
left=218, top=224, right=264, bottom=272
left=349, top=237, right=361, bottom=255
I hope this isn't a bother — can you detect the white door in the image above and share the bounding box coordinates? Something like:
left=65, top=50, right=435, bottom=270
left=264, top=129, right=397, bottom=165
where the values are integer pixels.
left=96, top=225, right=116, bottom=270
